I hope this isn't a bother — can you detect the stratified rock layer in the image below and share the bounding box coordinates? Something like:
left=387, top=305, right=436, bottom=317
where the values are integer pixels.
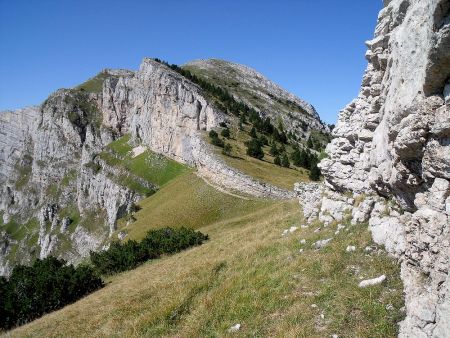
left=313, top=0, right=449, bottom=336
left=1, top=58, right=302, bottom=274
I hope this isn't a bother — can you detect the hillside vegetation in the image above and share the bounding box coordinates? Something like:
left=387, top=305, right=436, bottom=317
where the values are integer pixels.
left=7, top=173, right=404, bottom=338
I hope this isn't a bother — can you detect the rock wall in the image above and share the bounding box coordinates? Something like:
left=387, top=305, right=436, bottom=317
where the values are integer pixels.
left=0, top=87, right=138, bottom=274
left=304, top=0, right=450, bottom=336
left=102, top=58, right=294, bottom=199
left=1, top=58, right=299, bottom=274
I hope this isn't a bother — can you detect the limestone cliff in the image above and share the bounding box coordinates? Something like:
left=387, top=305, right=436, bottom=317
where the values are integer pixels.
left=1, top=57, right=319, bottom=274
left=298, top=0, right=449, bottom=336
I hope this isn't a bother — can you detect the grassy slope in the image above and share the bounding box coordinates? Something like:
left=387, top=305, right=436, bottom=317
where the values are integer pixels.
left=75, top=72, right=111, bottom=93
left=206, top=124, right=310, bottom=191
left=98, top=135, right=190, bottom=195
left=8, top=175, right=404, bottom=338
left=183, top=60, right=298, bottom=117
left=116, top=172, right=271, bottom=240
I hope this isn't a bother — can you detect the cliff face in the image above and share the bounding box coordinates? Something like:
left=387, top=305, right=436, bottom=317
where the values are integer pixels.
left=1, top=58, right=312, bottom=274
left=101, top=58, right=295, bottom=199
left=308, top=0, right=449, bottom=336
left=102, top=58, right=223, bottom=165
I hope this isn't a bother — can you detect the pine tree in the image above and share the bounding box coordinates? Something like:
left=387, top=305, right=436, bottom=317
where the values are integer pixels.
left=274, top=155, right=281, bottom=166
left=221, top=128, right=230, bottom=138
left=281, top=153, right=290, bottom=168
left=270, top=143, right=279, bottom=156
left=246, top=139, right=264, bottom=159
left=249, top=127, right=257, bottom=139
left=309, top=161, right=321, bottom=181
left=291, top=147, right=301, bottom=166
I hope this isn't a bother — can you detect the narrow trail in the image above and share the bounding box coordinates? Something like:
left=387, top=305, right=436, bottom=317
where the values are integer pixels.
left=195, top=171, right=252, bottom=200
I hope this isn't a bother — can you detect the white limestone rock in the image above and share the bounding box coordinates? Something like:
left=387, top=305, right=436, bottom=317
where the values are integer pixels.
left=359, top=275, right=386, bottom=288
left=305, top=1, right=450, bottom=336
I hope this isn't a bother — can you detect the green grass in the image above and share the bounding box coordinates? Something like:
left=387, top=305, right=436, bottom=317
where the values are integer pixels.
left=106, top=134, right=132, bottom=156
left=207, top=124, right=310, bottom=190
left=61, top=169, right=77, bottom=187
left=8, top=189, right=404, bottom=337
left=99, top=135, right=190, bottom=191
left=119, top=172, right=272, bottom=241
left=0, top=217, right=39, bottom=242
left=14, top=157, right=32, bottom=190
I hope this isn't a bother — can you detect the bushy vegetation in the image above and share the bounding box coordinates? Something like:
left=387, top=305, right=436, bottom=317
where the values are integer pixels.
left=222, top=143, right=232, bottom=156
left=0, top=221, right=207, bottom=332
left=220, top=127, right=230, bottom=139
left=208, top=130, right=225, bottom=148
left=0, top=257, right=103, bottom=330
left=90, top=227, right=208, bottom=275
left=245, top=139, right=264, bottom=160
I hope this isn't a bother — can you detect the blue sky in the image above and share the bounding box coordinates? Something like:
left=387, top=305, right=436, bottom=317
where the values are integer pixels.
left=0, top=0, right=382, bottom=124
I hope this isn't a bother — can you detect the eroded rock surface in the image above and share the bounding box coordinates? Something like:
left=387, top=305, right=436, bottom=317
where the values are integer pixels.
left=298, top=0, right=449, bottom=336
left=1, top=58, right=311, bottom=274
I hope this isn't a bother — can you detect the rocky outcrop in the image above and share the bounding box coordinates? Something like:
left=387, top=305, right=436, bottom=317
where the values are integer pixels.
left=101, top=58, right=295, bottom=199
left=0, top=87, right=138, bottom=271
left=1, top=57, right=307, bottom=274
left=298, top=1, right=450, bottom=336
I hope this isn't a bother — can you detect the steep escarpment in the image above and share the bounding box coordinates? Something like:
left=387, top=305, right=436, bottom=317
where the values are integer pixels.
left=297, top=0, right=449, bottom=336
left=1, top=57, right=325, bottom=274
left=100, top=58, right=295, bottom=198
left=0, top=85, right=140, bottom=275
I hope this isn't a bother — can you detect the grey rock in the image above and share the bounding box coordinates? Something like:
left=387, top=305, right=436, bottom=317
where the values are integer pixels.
left=297, top=1, right=450, bottom=336
left=314, top=238, right=332, bottom=249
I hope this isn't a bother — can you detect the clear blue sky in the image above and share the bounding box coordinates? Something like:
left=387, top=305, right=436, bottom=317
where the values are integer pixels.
left=0, top=0, right=382, bottom=124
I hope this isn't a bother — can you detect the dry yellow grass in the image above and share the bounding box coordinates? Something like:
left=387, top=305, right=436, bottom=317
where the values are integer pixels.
left=6, top=187, right=404, bottom=337
left=117, top=172, right=271, bottom=241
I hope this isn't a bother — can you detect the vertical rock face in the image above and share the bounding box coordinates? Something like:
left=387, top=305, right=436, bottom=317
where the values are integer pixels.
left=101, top=58, right=295, bottom=199
left=102, top=58, right=224, bottom=165
left=316, top=0, right=449, bottom=336
left=1, top=57, right=302, bottom=274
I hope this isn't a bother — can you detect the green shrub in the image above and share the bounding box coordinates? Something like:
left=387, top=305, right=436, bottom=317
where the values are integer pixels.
left=221, top=128, right=230, bottom=139
left=209, top=130, right=224, bottom=148
left=259, top=135, right=269, bottom=146
left=0, top=257, right=103, bottom=330
left=90, top=227, right=208, bottom=275
left=222, top=143, right=232, bottom=156
left=209, top=130, right=218, bottom=139
left=270, top=143, right=279, bottom=156
left=309, top=160, right=321, bottom=181
left=246, top=139, right=264, bottom=160
left=274, top=155, right=281, bottom=166
left=281, top=153, right=290, bottom=168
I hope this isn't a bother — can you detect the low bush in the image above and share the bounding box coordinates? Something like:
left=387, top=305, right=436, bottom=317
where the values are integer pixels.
left=222, top=143, right=232, bottom=156
left=209, top=130, right=225, bottom=148
left=0, top=257, right=103, bottom=330
left=221, top=128, right=230, bottom=138
left=90, top=227, right=208, bottom=275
